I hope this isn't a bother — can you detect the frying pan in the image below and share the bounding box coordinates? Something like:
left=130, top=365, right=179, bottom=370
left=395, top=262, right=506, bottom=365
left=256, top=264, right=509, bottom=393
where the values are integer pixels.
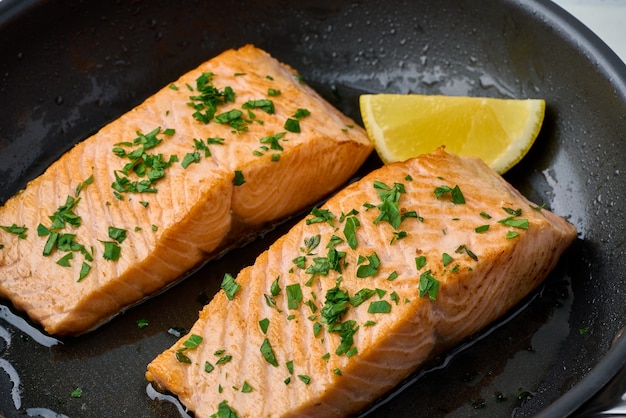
left=1, top=0, right=625, bottom=417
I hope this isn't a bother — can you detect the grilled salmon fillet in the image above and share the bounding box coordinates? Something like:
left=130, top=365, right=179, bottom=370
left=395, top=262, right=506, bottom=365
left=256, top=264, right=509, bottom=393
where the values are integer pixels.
left=0, top=45, right=372, bottom=336
left=146, top=148, right=577, bottom=417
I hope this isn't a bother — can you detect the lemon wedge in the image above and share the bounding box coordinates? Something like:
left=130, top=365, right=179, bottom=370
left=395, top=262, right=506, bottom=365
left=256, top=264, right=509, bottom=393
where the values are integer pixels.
left=359, top=94, right=545, bottom=174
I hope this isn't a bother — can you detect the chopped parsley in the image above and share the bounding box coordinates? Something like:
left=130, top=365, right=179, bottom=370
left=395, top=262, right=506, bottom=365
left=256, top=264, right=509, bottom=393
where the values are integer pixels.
left=205, top=361, right=214, bottom=373
left=302, top=235, right=321, bottom=254
left=415, top=255, right=427, bottom=270
left=56, top=252, right=73, bottom=267
left=343, top=215, right=360, bottom=250
left=102, top=241, right=121, bottom=261
left=455, top=244, right=478, bottom=261
left=241, top=381, right=253, bottom=393
left=284, top=108, right=311, bottom=133
left=221, top=273, right=241, bottom=300
left=78, top=262, right=91, bottom=282
left=373, top=181, right=407, bottom=230
left=260, top=338, right=278, bottom=366
left=434, top=184, right=465, bottom=204
left=292, top=256, right=306, bottom=269
left=442, top=252, right=454, bottom=267
left=506, top=231, right=520, bottom=239
left=503, top=207, right=522, bottom=216
left=242, top=99, right=275, bottom=114
left=111, top=127, right=177, bottom=198
left=232, top=170, right=246, bottom=186
left=0, top=224, right=27, bottom=239
left=188, top=72, right=235, bottom=124
left=108, top=226, right=127, bottom=243
left=215, top=109, right=248, bottom=132
left=213, top=400, right=238, bottom=418
left=356, top=252, right=381, bottom=278
left=183, top=334, right=203, bottom=349
left=419, top=270, right=439, bottom=300
left=498, top=216, right=529, bottom=229
left=320, top=280, right=350, bottom=326
left=175, top=333, right=203, bottom=364
left=286, top=283, right=303, bottom=309
left=261, top=132, right=286, bottom=150
left=216, top=355, right=232, bottom=365
left=368, top=300, right=392, bottom=314
left=298, top=375, right=311, bottom=385
left=329, top=319, right=359, bottom=356
left=306, top=207, right=336, bottom=226
left=259, top=318, right=270, bottom=334
left=349, top=288, right=376, bottom=307
left=270, top=276, right=281, bottom=296
left=74, top=175, right=94, bottom=197
left=181, top=151, right=200, bottom=168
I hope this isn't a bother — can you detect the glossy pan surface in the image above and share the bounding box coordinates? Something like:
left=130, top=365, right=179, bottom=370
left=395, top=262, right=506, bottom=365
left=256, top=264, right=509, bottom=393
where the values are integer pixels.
left=1, top=0, right=626, bottom=417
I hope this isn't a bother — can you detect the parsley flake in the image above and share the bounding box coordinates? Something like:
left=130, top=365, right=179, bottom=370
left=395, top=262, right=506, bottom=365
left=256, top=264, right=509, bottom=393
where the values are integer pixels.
left=260, top=338, right=278, bottom=367
left=356, top=252, right=381, bottom=278
left=232, top=170, right=246, bottom=186
left=286, top=283, right=303, bottom=309
left=221, top=273, right=241, bottom=300
left=0, top=224, right=27, bottom=239
left=419, top=270, right=440, bottom=300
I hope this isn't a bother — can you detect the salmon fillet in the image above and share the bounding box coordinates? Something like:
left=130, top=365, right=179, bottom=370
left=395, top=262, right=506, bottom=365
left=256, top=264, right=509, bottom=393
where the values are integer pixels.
left=146, top=148, right=577, bottom=417
left=0, top=45, right=373, bottom=336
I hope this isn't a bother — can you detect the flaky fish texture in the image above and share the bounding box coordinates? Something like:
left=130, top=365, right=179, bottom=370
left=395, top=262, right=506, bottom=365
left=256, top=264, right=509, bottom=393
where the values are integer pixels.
left=0, top=45, right=372, bottom=336
left=146, top=148, right=577, bottom=418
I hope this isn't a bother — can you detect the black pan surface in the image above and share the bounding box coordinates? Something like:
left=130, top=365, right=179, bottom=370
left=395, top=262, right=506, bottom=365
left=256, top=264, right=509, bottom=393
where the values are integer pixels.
left=1, top=0, right=626, bottom=417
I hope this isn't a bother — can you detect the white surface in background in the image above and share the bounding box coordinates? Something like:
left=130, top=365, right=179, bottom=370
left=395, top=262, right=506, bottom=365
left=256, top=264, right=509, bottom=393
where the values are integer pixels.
left=551, top=0, right=626, bottom=63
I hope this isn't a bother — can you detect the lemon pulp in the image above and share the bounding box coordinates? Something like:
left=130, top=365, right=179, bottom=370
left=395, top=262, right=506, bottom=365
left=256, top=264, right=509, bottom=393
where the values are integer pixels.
left=359, top=94, right=545, bottom=174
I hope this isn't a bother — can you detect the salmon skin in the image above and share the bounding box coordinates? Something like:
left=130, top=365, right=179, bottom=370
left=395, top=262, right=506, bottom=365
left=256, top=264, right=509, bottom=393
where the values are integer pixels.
left=146, top=148, right=577, bottom=417
left=0, top=45, right=373, bottom=336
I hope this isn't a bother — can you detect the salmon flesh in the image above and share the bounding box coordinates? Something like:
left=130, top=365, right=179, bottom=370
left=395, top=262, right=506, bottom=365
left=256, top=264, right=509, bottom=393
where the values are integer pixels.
left=0, top=45, right=373, bottom=336
left=146, top=148, right=577, bottom=417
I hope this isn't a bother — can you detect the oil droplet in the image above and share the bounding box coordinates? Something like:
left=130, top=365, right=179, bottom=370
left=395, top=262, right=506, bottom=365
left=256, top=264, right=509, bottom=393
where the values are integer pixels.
left=146, top=383, right=192, bottom=417
left=0, top=305, right=60, bottom=347
left=0, top=357, right=21, bottom=410
left=26, top=408, right=69, bottom=418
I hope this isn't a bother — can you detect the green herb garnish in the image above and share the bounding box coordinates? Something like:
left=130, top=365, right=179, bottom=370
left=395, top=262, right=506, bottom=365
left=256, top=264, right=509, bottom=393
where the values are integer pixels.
left=434, top=185, right=465, bottom=204
left=188, top=72, right=234, bottom=124
left=242, top=99, right=275, bottom=114
left=102, top=241, right=121, bottom=261
left=343, top=216, right=360, bottom=250
left=259, top=318, right=270, bottom=334
left=0, top=224, right=27, bottom=239
left=286, top=283, right=303, bottom=309
left=260, top=338, right=278, bottom=367
left=232, top=170, right=246, bottom=186
left=442, top=252, right=454, bottom=267
left=356, top=252, right=380, bottom=278
left=419, top=270, right=439, bottom=300
left=221, top=273, right=241, bottom=300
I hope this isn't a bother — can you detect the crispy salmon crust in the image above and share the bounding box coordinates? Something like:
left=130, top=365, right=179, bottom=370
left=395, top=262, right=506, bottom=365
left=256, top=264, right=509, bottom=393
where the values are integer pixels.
left=146, top=148, right=577, bottom=417
left=0, top=45, right=373, bottom=336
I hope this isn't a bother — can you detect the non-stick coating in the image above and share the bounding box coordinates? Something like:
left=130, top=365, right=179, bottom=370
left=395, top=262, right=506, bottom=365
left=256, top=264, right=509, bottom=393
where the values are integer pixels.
left=1, top=0, right=625, bottom=417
